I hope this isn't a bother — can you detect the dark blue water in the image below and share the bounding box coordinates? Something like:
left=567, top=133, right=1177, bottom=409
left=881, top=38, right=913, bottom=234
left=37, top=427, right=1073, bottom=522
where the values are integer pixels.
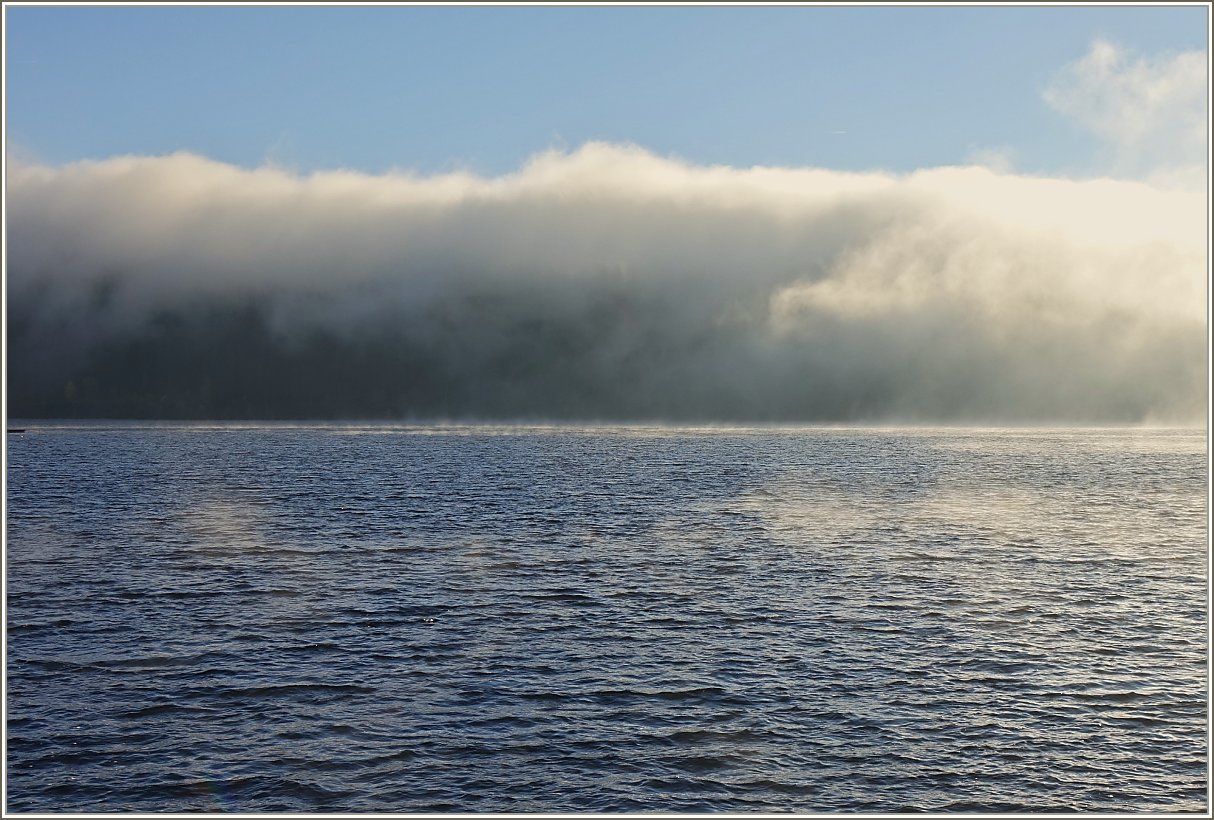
left=5, top=423, right=1208, bottom=812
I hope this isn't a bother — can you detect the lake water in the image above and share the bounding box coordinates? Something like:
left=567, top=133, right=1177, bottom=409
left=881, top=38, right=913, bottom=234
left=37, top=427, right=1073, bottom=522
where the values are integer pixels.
left=4, top=423, right=1208, bottom=812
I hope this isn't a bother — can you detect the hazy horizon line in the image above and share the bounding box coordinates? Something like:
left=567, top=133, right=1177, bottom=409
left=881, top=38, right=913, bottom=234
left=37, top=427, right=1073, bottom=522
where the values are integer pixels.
left=6, top=417, right=1208, bottom=433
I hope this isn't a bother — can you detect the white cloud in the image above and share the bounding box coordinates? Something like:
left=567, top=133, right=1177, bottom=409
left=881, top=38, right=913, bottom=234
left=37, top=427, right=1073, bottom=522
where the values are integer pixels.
left=1043, top=38, right=1208, bottom=187
left=963, top=145, right=1016, bottom=174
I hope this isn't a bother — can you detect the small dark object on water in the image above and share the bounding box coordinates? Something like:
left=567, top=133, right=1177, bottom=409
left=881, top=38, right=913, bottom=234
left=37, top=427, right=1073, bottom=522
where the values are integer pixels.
left=8, top=429, right=26, bottom=434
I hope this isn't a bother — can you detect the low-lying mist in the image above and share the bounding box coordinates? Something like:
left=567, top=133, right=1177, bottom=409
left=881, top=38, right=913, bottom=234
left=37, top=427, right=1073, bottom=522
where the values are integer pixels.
left=6, top=143, right=1207, bottom=423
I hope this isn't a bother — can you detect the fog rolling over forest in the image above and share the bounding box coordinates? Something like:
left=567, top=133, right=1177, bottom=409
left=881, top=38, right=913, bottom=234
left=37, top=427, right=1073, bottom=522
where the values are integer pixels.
left=6, top=143, right=1206, bottom=423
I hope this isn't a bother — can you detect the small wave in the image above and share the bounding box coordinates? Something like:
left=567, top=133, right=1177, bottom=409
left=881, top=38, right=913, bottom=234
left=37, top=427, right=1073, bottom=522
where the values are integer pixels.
left=136, top=774, right=353, bottom=806
left=520, top=591, right=602, bottom=606
left=203, top=682, right=376, bottom=702
left=118, top=703, right=220, bottom=718
left=667, top=755, right=731, bottom=773
left=664, top=727, right=762, bottom=744
left=737, top=778, right=818, bottom=797
left=94, top=653, right=220, bottom=670
left=606, top=685, right=728, bottom=703
left=7, top=618, right=77, bottom=633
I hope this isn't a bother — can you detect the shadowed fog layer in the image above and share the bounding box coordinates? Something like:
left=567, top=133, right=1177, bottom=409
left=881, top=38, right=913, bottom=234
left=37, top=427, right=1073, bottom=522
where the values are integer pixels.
left=6, top=143, right=1207, bottom=422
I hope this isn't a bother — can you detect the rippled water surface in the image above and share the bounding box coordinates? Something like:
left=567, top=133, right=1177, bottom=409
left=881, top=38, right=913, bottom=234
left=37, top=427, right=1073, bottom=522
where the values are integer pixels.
left=5, top=423, right=1208, bottom=812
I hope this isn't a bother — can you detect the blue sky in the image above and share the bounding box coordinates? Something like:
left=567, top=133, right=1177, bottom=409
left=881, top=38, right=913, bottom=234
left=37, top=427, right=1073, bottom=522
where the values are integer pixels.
left=4, top=4, right=1209, bottom=176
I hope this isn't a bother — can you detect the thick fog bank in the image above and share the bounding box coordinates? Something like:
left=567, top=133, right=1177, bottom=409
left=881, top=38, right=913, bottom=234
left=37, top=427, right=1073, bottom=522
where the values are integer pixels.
left=6, top=144, right=1207, bottom=423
